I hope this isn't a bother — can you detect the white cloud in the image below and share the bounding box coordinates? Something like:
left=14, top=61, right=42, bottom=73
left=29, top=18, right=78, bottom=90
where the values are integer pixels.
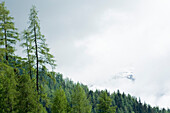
left=69, top=0, right=170, bottom=108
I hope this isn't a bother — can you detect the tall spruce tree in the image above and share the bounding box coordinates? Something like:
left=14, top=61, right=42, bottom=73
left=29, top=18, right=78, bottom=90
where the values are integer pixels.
left=71, top=83, right=92, bottom=113
left=28, top=5, right=56, bottom=93
left=0, top=2, right=19, bottom=63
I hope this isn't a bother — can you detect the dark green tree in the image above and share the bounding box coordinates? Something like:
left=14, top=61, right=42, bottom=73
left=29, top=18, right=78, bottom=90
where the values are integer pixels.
left=71, top=83, right=92, bottom=113
left=0, top=62, right=17, bottom=113
left=16, top=74, right=38, bottom=113
left=97, top=90, right=116, bottom=113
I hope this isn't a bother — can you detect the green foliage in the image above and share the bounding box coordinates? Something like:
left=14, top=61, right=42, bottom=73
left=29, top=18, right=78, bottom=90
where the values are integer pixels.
left=28, top=5, right=56, bottom=93
left=16, top=74, right=38, bottom=113
left=0, top=2, right=19, bottom=62
left=52, top=87, right=68, bottom=113
left=0, top=62, right=17, bottom=113
left=28, top=5, right=56, bottom=69
left=97, top=90, right=116, bottom=113
left=20, top=30, right=34, bottom=79
left=0, top=48, right=5, bottom=62
left=71, top=83, right=92, bottom=113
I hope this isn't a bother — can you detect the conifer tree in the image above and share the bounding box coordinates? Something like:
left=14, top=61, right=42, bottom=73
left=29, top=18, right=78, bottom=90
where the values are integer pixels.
left=0, top=62, right=17, bottom=113
left=0, top=2, right=19, bottom=62
left=16, top=74, right=38, bottom=113
left=71, top=83, right=92, bottom=113
left=52, top=87, right=68, bottom=113
left=97, top=90, right=116, bottom=113
left=28, top=5, right=56, bottom=93
left=16, top=73, right=47, bottom=113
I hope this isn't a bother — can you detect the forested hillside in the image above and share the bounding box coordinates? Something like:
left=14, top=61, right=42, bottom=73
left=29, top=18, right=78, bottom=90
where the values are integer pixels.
left=0, top=2, right=170, bottom=113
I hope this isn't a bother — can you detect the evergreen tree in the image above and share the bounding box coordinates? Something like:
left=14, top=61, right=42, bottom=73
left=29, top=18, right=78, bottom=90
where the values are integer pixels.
left=16, top=74, right=38, bottom=113
left=52, top=87, right=68, bottom=113
left=71, top=83, right=92, bottom=113
left=0, top=2, right=19, bottom=62
left=0, top=62, right=17, bottom=113
left=28, top=5, right=56, bottom=93
left=97, top=90, right=116, bottom=113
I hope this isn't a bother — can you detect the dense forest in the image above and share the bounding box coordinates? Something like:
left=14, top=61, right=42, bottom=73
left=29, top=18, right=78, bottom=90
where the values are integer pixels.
left=0, top=2, right=170, bottom=113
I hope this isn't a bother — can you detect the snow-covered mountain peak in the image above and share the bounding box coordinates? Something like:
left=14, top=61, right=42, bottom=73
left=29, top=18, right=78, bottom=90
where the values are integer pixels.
left=112, top=71, right=135, bottom=81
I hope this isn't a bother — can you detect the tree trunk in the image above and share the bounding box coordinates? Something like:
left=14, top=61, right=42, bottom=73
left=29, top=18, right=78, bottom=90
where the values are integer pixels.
left=34, top=24, right=39, bottom=93
left=4, top=29, right=8, bottom=61
left=3, top=17, right=8, bottom=62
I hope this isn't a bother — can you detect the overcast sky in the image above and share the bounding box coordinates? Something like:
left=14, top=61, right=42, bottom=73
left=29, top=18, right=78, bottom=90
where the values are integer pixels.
left=3, top=0, right=170, bottom=108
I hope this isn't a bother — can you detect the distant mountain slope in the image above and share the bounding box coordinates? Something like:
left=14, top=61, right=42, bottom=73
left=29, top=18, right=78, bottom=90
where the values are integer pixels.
left=44, top=73, right=170, bottom=113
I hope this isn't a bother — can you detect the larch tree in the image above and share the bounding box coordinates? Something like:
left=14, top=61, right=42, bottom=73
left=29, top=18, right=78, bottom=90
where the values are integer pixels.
left=28, top=5, right=56, bottom=93
left=0, top=2, right=19, bottom=63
